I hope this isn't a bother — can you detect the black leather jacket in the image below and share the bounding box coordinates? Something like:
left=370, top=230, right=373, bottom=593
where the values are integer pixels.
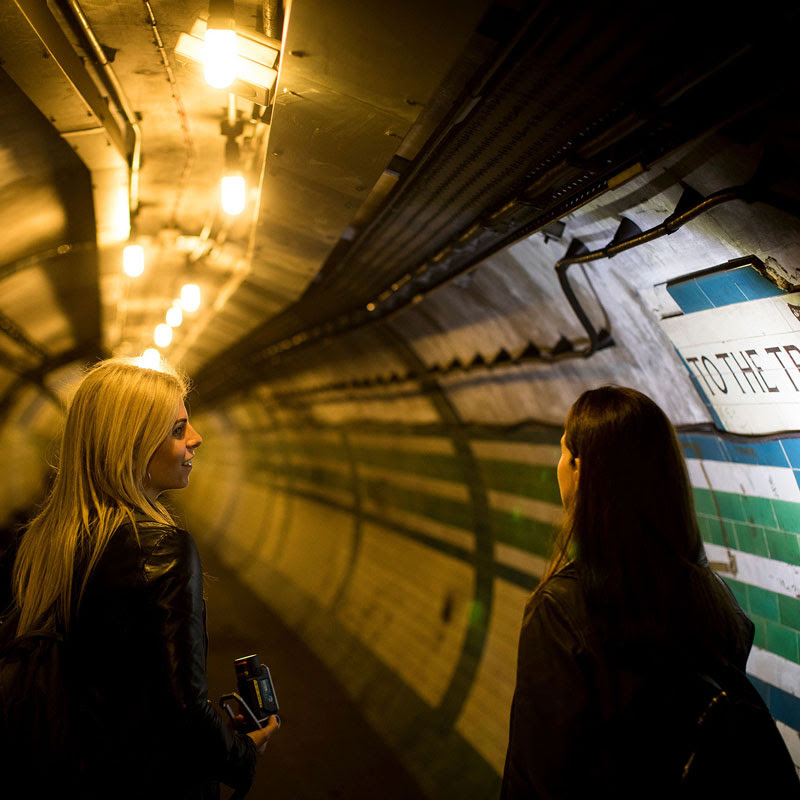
left=70, top=517, right=256, bottom=799
left=500, top=563, right=754, bottom=799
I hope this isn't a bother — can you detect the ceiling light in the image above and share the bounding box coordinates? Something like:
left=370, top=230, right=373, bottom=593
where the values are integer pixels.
left=154, top=323, right=173, bottom=347
left=166, top=306, right=183, bottom=327
left=221, top=132, right=246, bottom=215
left=204, top=0, right=237, bottom=89
left=175, top=18, right=279, bottom=106
left=181, top=283, right=201, bottom=312
left=140, top=348, right=162, bottom=370
left=221, top=174, right=246, bottom=215
left=123, top=244, right=144, bottom=277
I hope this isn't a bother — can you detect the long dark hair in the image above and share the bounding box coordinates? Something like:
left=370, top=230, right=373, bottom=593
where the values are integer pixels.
left=547, top=386, right=742, bottom=661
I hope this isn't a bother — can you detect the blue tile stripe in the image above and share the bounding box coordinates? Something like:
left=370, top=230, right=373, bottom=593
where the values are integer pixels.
left=678, top=431, right=800, bottom=469
left=668, top=280, right=714, bottom=313
left=676, top=350, right=724, bottom=430
left=668, top=265, right=785, bottom=313
left=749, top=674, right=800, bottom=731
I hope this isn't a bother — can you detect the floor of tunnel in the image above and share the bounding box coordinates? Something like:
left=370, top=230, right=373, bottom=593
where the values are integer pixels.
left=200, top=548, right=427, bottom=800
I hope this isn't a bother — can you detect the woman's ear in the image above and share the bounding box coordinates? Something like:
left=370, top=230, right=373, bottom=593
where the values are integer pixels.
left=573, top=457, right=580, bottom=482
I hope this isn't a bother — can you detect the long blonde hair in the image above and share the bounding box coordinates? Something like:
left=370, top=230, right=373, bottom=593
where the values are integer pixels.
left=12, top=359, right=189, bottom=635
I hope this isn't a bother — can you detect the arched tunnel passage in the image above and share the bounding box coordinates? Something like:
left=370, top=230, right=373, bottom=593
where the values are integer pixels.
left=2, top=0, right=800, bottom=797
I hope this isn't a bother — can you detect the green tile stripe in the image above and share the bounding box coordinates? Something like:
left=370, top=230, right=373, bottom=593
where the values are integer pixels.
left=254, top=476, right=539, bottom=592
left=253, top=440, right=462, bottom=482
left=699, top=517, right=800, bottom=565
left=489, top=508, right=556, bottom=558
left=693, top=487, right=800, bottom=534
left=697, top=516, right=800, bottom=564
left=245, top=420, right=562, bottom=445
left=251, top=440, right=561, bottom=505
left=253, top=459, right=354, bottom=493
left=251, top=459, right=557, bottom=557
left=362, top=479, right=474, bottom=529
left=251, top=477, right=469, bottom=560
left=353, top=446, right=465, bottom=482
left=694, top=489, right=800, bottom=566
left=250, top=441, right=349, bottom=468
left=479, top=459, right=561, bottom=505
left=723, top=577, right=800, bottom=664
left=754, top=617, right=800, bottom=663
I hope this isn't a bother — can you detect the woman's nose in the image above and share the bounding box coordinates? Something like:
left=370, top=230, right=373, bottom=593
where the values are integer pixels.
left=188, top=424, right=202, bottom=448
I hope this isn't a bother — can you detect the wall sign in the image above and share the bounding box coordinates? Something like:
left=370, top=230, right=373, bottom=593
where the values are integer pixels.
left=660, top=292, right=800, bottom=434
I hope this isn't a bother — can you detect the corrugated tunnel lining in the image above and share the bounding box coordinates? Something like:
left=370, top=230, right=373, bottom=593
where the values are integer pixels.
left=0, top=67, right=102, bottom=421
left=194, top=1, right=800, bottom=404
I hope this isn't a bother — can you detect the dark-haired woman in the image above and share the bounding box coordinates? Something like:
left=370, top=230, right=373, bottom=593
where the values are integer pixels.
left=500, top=386, right=756, bottom=798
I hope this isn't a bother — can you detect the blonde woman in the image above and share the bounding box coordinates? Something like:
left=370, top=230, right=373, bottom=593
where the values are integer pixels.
left=10, top=359, right=278, bottom=799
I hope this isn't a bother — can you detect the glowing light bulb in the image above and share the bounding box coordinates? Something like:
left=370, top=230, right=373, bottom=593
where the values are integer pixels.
left=221, top=174, right=246, bottom=215
left=204, top=28, right=237, bottom=89
left=140, top=348, right=161, bottom=370
left=154, top=323, right=173, bottom=348
left=181, top=284, right=201, bottom=312
left=166, top=306, right=183, bottom=327
left=123, top=244, right=144, bottom=277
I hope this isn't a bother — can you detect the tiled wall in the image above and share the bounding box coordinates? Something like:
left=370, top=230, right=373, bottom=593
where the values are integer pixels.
left=184, top=394, right=800, bottom=796
left=183, top=419, right=563, bottom=798
left=667, top=263, right=800, bottom=769
left=681, top=431, right=800, bottom=765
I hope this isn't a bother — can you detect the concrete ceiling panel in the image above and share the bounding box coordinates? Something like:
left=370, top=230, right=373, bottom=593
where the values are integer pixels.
left=265, top=80, right=413, bottom=200
left=0, top=3, right=114, bottom=136
left=231, top=0, right=494, bottom=333
left=280, top=0, right=490, bottom=121
left=0, top=268, right=75, bottom=355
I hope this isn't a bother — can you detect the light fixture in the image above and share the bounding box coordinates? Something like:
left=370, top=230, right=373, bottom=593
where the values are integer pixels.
left=174, top=17, right=279, bottom=106
left=181, top=283, right=201, bottom=312
left=123, top=244, right=144, bottom=277
left=221, top=132, right=246, bottom=215
left=140, top=348, right=162, bottom=370
left=203, top=0, right=237, bottom=89
left=154, top=323, right=173, bottom=348
left=166, top=305, right=183, bottom=327
left=221, top=174, right=246, bottom=215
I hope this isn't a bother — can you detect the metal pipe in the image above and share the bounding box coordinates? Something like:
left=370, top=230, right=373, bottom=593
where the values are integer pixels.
left=14, top=0, right=127, bottom=158
left=559, top=187, right=747, bottom=268
left=63, top=0, right=141, bottom=214
left=555, top=184, right=754, bottom=357
left=143, top=0, right=195, bottom=230
left=263, top=0, right=283, bottom=40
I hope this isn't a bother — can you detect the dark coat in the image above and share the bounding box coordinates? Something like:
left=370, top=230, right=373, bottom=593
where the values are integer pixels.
left=500, top=562, right=754, bottom=799
left=69, top=517, right=256, bottom=799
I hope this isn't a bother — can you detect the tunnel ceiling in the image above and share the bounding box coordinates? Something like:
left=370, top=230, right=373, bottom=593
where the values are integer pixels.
left=0, top=0, right=798, bottom=410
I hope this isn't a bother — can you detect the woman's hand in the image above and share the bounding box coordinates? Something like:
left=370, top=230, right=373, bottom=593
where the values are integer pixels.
left=247, top=714, right=280, bottom=756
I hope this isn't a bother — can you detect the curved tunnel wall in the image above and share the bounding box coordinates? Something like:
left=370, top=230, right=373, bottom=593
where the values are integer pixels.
left=173, top=131, right=800, bottom=795
left=2, top=124, right=800, bottom=797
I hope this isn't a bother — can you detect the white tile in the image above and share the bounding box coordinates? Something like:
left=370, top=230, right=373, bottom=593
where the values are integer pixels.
left=686, top=458, right=800, bottom=503
left=775, top=721, right=800, bottom=773
left=747, top=646, right=800, bottom=699
left=471, top=440, right=560, bottom=465
left=494, top=543, right=549, bottom=579
left=707, top=543, right=800, bottom=598
left=358, top=463, right=470, bottom=501
left=488, top=489, right=563, bottom=525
